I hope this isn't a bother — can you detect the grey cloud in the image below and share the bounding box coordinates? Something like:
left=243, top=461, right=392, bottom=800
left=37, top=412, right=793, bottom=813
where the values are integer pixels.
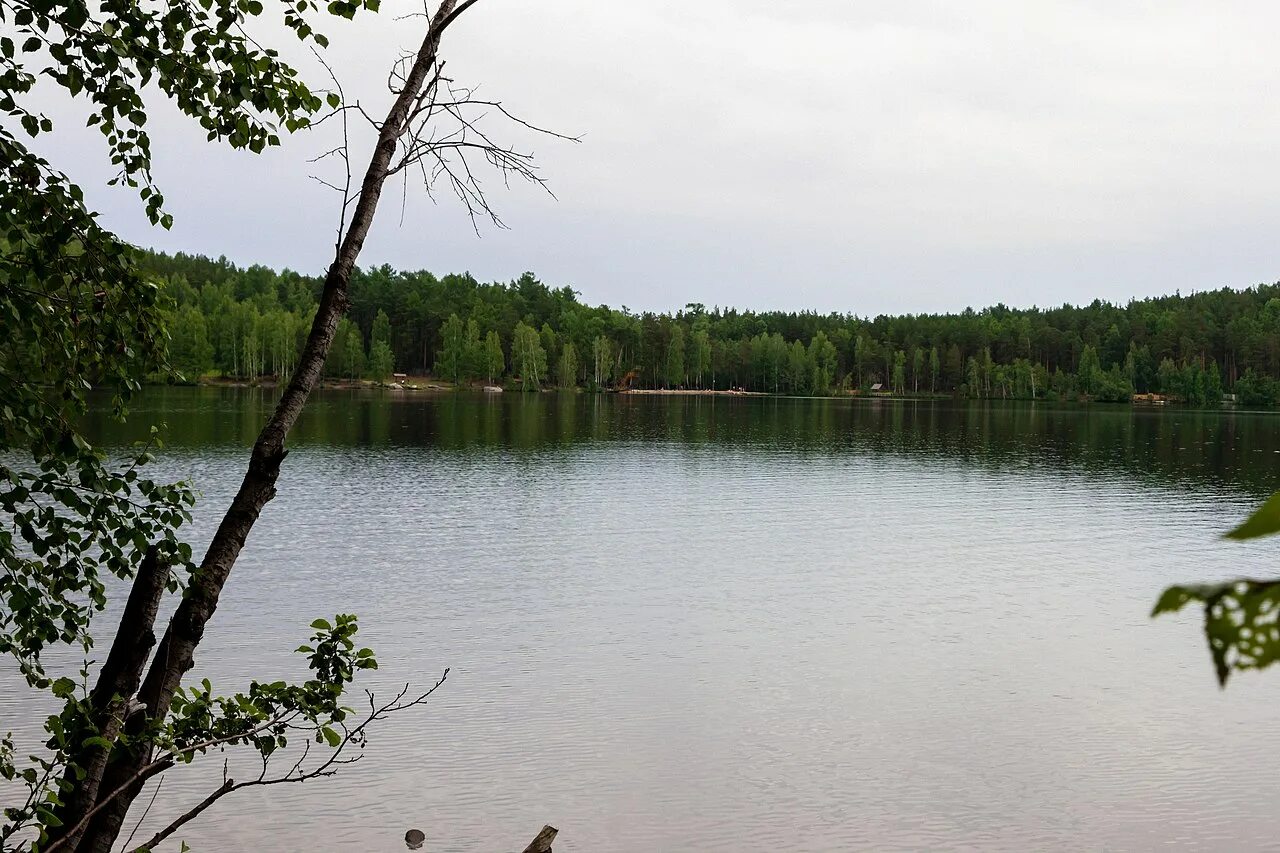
left=37, top=1, right=1280, bottom=314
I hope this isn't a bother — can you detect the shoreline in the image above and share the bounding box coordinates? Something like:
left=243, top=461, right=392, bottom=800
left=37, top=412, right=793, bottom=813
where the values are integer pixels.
left=619, top=388, right=767, bottom=397
left=166, top=379, right=1238, bottom=408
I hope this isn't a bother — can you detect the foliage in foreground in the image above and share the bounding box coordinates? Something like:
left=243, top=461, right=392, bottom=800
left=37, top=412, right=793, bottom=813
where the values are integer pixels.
left=0, top=617, right=406, bottom=852
left=1155, top=494, right=1280, bottom=686
left=0, top=0, right=433, bottom=847
left=5, top=0, right=555, bottom=843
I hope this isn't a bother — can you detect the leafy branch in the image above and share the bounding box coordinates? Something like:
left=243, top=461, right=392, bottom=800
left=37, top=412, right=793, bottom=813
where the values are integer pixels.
left=1154, top=493, right=1280, bottom=686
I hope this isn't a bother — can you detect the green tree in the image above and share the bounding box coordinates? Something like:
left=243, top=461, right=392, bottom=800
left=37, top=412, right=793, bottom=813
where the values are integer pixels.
left=264, top=310, right=300, bottom=378
left=1236, top=369, right=1280, bottom=406
left=666, top=325, right=686, bottom=388
left=809, top=331, right=838, bottom=395
left=945, top=344, right=964, bottom=389
left=690, top=328, right=712, bottom=389
left=853, top=335, right=872, bottom=388
left=540, top=323, right=560, bottom=371
left=436, top=313, right=466, bottom=383
left=170, top=305, right=215, bottom=381
left=369, top=340, right=395, bottom=382
left=485, top=330, right=506, bottom=385
left=513, top=320, right=547, bottom=389
left=462, top=318, right=484, bottom=382
left=325, top=316, right=352, bottom=378
left=557, top=342, right=579, bottom=388
left=892, top=350, right=906, bottom=394
left=929, top=346, right=941, bottom=393
left=1205, top=359, right=1223, bottom=403
left=592, top=334, right=613, bottom=387
left=1157, top=357, right=1179, bottom=397
left=342, top=320, right=366, bottom=381
left=241, top=307, right=264, bottom=378
left=781, top=339, right=806, bottom=395
left=1078, top=345, right=1102, bottom=397
left=372, top=309, right=392, bottom=350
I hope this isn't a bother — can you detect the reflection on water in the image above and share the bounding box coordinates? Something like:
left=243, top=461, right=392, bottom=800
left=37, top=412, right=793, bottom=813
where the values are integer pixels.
left=9, top=389, right=1280, bottom=851
left=90, top=387, right=1280, bottom=499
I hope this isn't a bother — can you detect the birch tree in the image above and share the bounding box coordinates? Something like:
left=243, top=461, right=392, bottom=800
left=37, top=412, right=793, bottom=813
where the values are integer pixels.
left=1, top=1, right=569, bottom=849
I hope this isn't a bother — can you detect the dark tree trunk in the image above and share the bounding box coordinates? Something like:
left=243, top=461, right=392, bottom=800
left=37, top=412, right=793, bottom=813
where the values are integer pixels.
left=46, top=548, right=168, bottom=851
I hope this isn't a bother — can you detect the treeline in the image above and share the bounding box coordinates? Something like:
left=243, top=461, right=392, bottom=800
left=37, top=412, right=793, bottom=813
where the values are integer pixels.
left=146, top=250, right=1280, bottom=405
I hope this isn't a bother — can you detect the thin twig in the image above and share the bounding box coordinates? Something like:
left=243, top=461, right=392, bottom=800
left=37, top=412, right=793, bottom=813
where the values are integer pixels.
left=122, top=669, right=449, bottom=853
left=120, top=774, right=164, bottom=851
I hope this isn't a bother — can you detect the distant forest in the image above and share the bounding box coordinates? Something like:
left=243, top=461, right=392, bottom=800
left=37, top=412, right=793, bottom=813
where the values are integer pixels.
left=145, top=250, right=1280, bottom=406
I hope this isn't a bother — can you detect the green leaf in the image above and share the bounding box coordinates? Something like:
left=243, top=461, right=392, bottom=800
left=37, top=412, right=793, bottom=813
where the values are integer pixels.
left=1151, top=584, right=1207, bottom=616
left=51, top=677, right=76, bottom=698
left=310, top=618, right=332, bottom=630
left=320, top=726, right=340, bottom=747
left=1225, top=492, right=1280, bottom=540
left=1153, top=579, right=1280, bottom=686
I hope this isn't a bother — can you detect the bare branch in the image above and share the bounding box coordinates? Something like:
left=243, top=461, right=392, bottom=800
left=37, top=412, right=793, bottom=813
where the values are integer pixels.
left=119, top=775, right=164, bottom=852
left=310, top=48, right=355, bottom=255
left=122, top=670, right=450, bottom=853
left=311, top=27, right=578, bottom=238
left=44, top=712, right=301, bottom=853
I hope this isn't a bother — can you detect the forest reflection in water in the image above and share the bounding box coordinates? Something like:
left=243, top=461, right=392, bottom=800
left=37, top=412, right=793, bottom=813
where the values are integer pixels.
left=90, top=386, right=1280, bottom=500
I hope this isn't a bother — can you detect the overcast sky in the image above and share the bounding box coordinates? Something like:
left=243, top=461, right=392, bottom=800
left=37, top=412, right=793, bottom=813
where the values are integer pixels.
left=39, top=1, right=1280, bottom=315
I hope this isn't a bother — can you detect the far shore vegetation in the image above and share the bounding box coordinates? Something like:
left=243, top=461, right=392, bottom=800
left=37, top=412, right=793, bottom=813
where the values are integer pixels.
left=150, top=250, right=1280, bottom=406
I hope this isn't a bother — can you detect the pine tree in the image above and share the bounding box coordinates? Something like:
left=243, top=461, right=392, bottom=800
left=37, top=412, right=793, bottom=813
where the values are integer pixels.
left=369, top=341, right=394, bottom=382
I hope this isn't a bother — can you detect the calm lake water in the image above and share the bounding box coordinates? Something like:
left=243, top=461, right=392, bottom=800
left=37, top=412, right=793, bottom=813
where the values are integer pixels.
left=10, top=388, right=1280, bottom=851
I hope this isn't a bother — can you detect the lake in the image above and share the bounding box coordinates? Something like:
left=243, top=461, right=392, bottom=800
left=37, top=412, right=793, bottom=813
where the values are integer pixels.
left=9, top=388, right=1280, bottom=851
